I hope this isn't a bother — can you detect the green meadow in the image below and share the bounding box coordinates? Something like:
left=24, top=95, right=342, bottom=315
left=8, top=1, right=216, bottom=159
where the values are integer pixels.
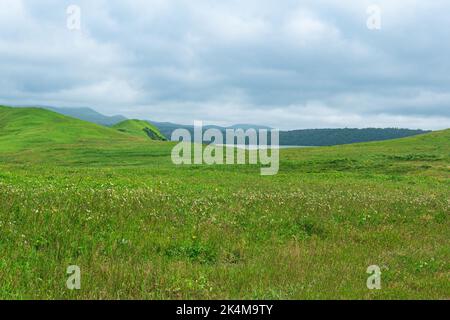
left=0, top=106, right=448, bottom=299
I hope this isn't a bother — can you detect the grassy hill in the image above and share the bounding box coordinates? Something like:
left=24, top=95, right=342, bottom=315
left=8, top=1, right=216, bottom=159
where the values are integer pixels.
left=113, top=119, right=167, bottom=141
left=280, top=128, right=450, bottom=177
left=0, top=105, right=448, bottom=299
left=0, top=105, right=144, bottom=152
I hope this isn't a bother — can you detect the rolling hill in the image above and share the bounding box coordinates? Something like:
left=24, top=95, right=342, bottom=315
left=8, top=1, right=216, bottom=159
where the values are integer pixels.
left=0, top=105, right=144, bottom=152
left=113, top=119, right=167, bottom=141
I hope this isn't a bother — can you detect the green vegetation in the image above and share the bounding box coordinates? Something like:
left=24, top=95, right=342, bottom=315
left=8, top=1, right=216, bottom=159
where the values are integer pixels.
left=0, top=106, right=448, bottom=299
left=0, top=106, right=143, bottom=152
left=113, top=119, right=167, bottom=141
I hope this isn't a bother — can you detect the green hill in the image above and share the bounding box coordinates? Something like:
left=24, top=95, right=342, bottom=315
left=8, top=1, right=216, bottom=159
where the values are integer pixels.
left=0, top=105, right=142, bottom=152
left=113, top=119, right=167, bottom=141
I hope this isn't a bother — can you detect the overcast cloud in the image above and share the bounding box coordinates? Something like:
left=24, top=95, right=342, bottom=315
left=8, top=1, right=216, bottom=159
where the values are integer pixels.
left=1, top=0, right=449, bottom=129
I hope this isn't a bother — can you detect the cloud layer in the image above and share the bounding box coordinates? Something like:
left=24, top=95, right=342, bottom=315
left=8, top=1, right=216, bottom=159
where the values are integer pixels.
left=1, top=0, right=449, bottom=129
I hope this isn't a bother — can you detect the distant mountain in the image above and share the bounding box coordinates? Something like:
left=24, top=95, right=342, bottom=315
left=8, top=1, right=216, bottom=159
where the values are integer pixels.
left=43, top=106, right=127, bottom=126
left=227, top=124, right=272, bottom=130
left=149, top=121, right=192, bottom=140
left=113, top=119, right=167, bottom=141
left=11, top=105, right=126, bottom=126
left=149, top=121, right=272, bottom=141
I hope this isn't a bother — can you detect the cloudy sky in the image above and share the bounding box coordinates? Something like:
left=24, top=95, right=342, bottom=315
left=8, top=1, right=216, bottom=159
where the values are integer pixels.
left=1, top=0, right=449, bottom=129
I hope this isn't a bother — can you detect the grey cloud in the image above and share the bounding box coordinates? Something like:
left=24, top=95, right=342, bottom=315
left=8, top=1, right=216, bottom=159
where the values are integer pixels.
left=0, top=0, right=449, bottom=129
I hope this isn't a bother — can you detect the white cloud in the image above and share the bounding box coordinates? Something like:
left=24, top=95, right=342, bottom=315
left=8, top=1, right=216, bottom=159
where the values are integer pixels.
left=283, top=9, right=340, bottom=47
left=193, top=5, right=269, bottom=42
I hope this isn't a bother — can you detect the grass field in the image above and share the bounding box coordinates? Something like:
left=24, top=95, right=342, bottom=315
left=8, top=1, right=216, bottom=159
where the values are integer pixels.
left=0, top=106, right=448, bottom=299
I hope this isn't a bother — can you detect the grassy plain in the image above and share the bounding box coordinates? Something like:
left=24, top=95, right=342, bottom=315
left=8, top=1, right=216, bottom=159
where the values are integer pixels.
left=0, top=106, right=448, bottom=299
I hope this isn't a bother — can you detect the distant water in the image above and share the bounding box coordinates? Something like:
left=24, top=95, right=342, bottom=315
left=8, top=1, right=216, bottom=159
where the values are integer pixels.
left=215, top=144, right=312, bottom=150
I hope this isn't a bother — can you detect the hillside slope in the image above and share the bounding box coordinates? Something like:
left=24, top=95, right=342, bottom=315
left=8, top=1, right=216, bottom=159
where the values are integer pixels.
left=0, top=106, right=142, bottom=152
left=113, top=119, right=167, bottom=141
left=280, top=128, right=449, bottom=177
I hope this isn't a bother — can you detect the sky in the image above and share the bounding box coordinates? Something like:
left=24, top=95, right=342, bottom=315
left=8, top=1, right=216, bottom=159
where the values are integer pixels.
left=1, top=0, right=449, bottom=130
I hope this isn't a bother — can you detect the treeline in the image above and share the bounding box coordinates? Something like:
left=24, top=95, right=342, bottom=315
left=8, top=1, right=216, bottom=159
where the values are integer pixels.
left=279, top=128, right=430, bottom=146
left=153, top=123, right=430, bottom=146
